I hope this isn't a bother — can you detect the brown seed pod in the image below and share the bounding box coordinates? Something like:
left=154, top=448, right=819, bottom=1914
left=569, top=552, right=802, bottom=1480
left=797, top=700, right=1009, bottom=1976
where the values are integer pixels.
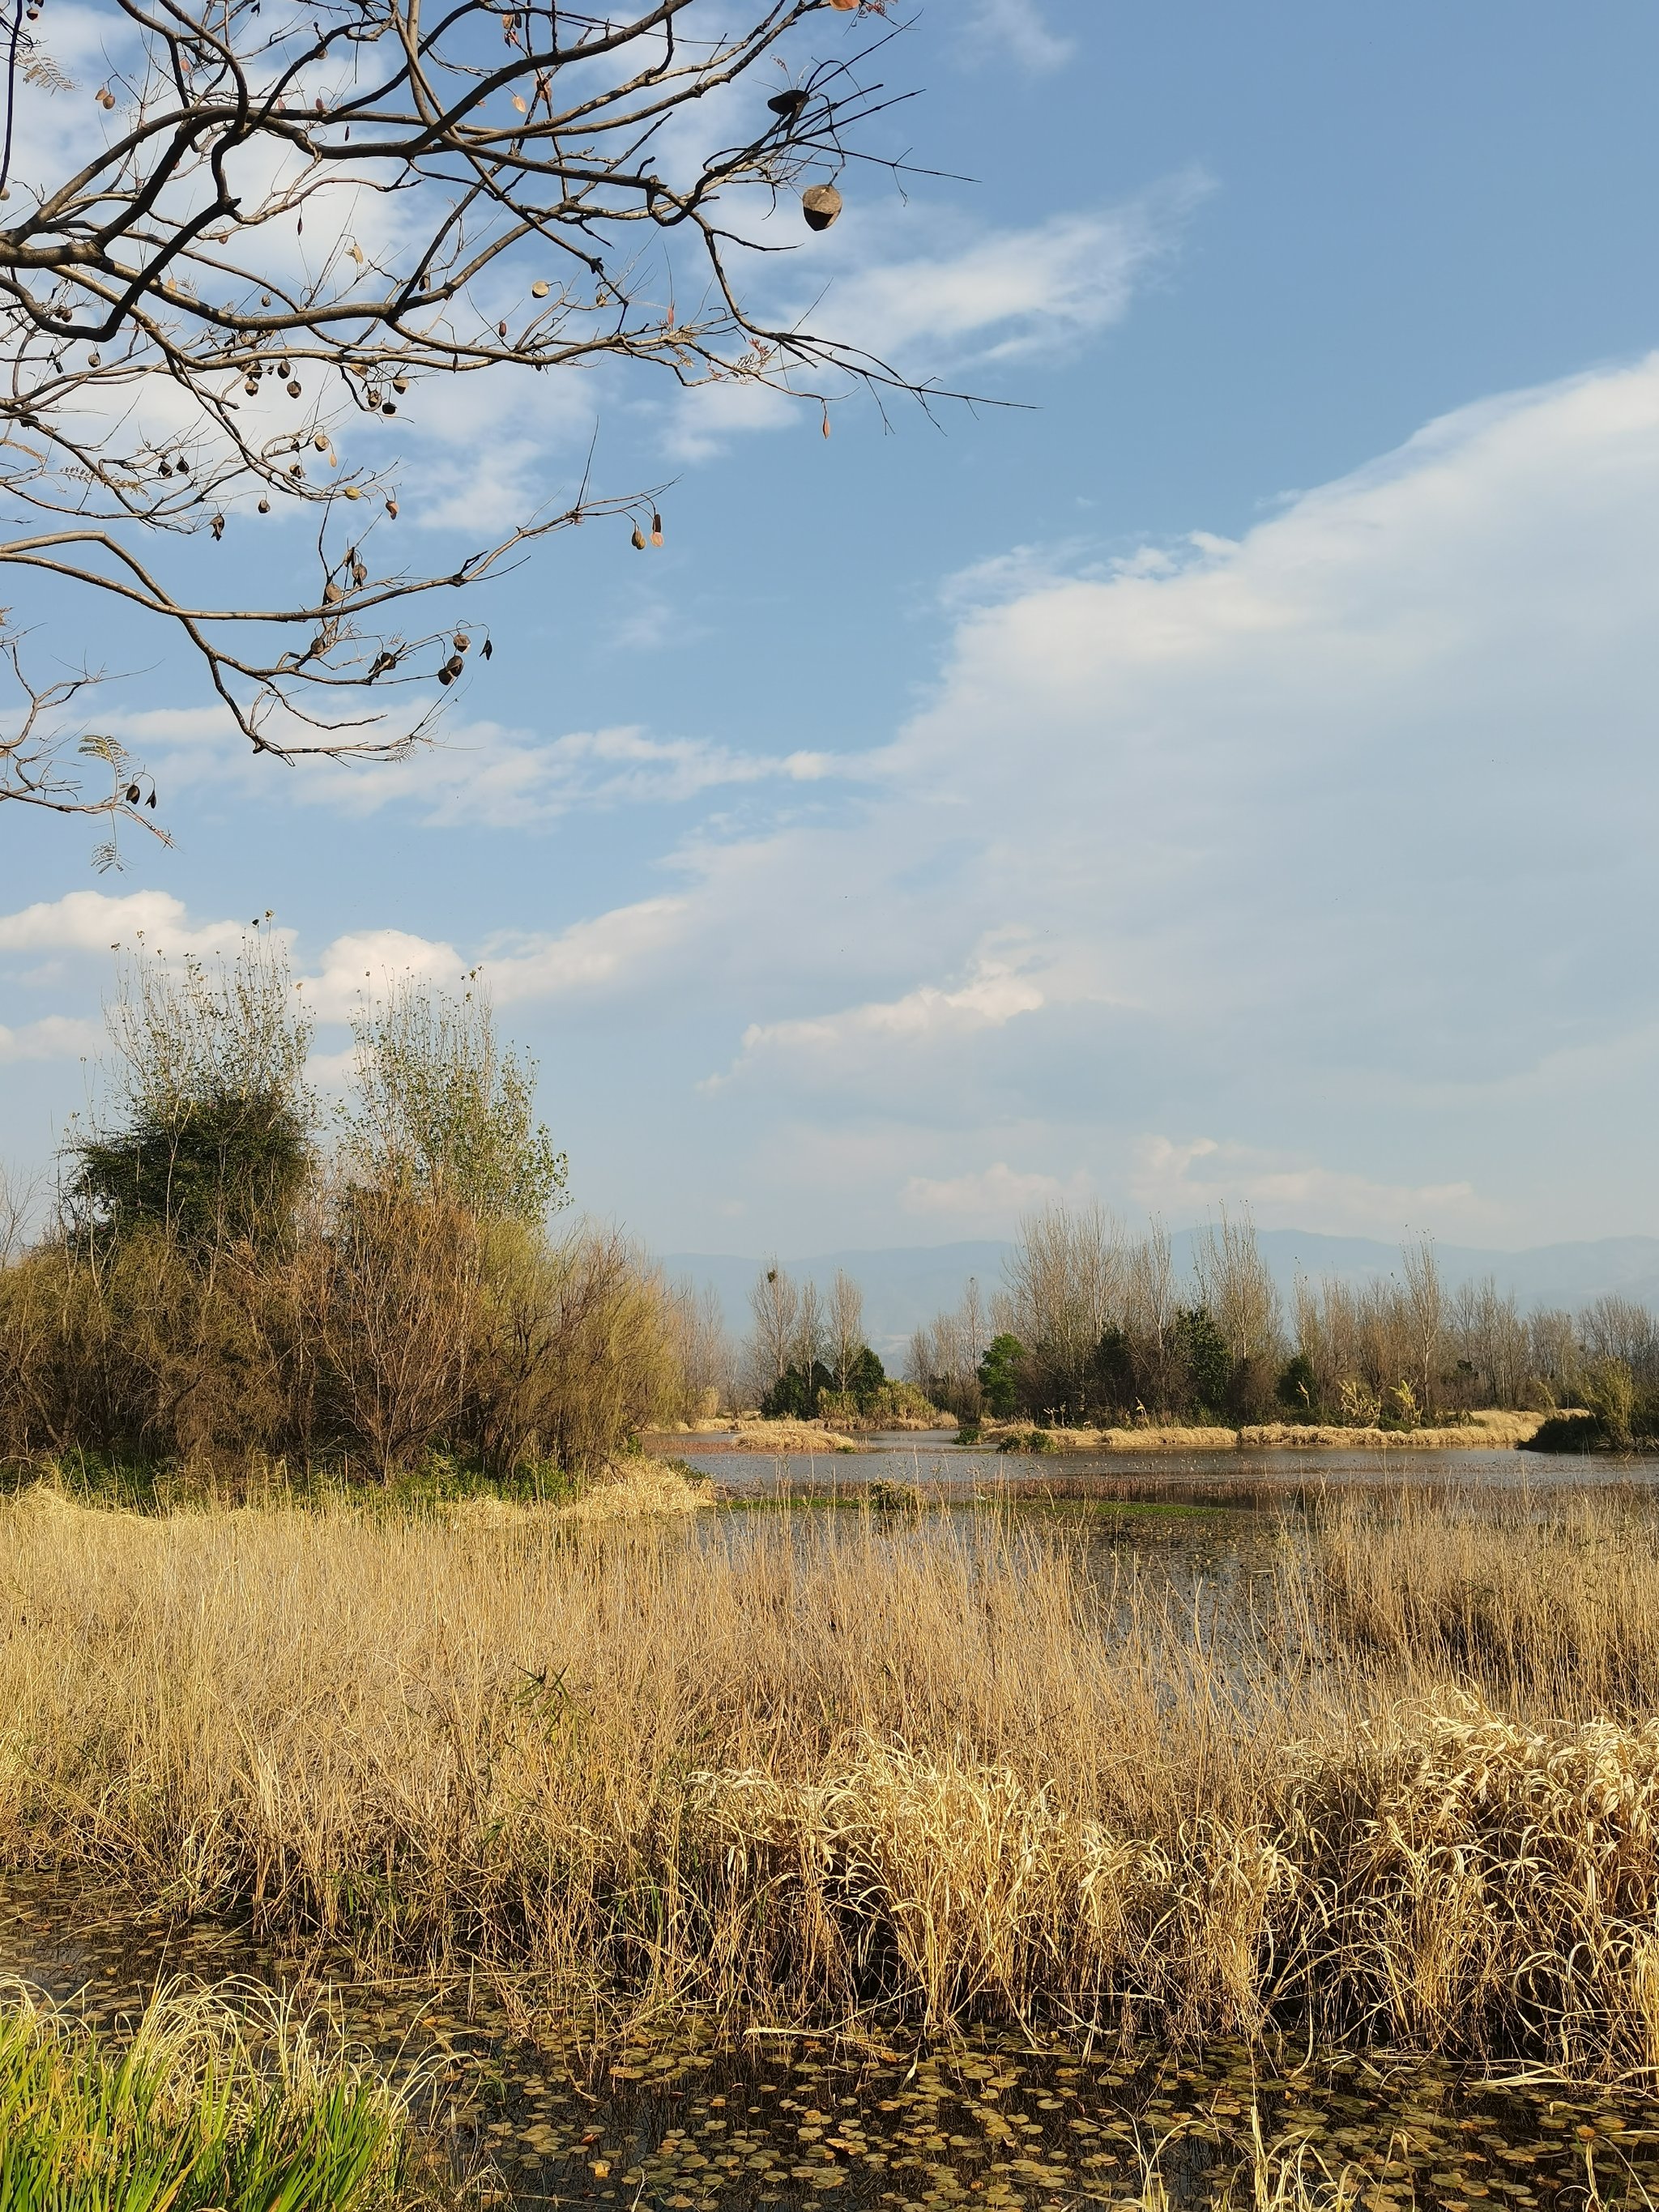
left=286, top=380, right=301, bottom=398
left=630, top=525, right=646, bottom=551
left=258, top=497, right=270, bottom=513
left=801, top=184, right=842, bottom=232
left=767, top=88, right=808, bottom=117
left=454, top=633, right=471, bottom=651
left=446, top=654, right=464, bottom=678
left=386, top=499, right=399, bottom=518
left=244, top=380, right=258, bottom=397
left=437, top=666, right=454, bottom=685
left=381, top=402, right=395, bottom=416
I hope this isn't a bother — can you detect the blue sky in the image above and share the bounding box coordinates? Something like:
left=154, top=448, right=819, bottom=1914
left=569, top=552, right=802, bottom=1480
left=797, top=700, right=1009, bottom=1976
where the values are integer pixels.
left=4, top=0, right=1659, bottom=1253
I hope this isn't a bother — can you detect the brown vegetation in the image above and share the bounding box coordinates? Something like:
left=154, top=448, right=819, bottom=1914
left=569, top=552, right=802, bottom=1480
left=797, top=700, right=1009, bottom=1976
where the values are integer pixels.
left=0, top=950, right=705, bottom=1477
left=5, top=1481, right=1659, bottom=2073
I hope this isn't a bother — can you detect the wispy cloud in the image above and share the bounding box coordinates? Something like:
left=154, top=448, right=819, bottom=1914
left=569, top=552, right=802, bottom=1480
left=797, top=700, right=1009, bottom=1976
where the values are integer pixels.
left=706, top=945, right=1047, bottom=1090
left=127, top=705, right=847, bottom=829
left=958, top=0, right=1076, bottom=75
left=901, top=1160, right=1093, bottom=1223
left=1131, top=1136, right=1486, bottom=1239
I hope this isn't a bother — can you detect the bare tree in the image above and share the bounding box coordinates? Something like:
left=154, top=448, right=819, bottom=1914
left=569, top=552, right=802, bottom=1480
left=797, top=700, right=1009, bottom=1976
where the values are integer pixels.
left=1190, top=1205, right=1282, bottom=1364
left=1578, top=1292, right=1659, bottom=1384
left=1399, top=1233, right=1443, bottom=1418
left=793, top=1274, right=825, bottom=1377
left=1004, top=1202, right=1124, bottom=1418
left=0, top=0, right=948, bottom=842
left=905, top=1274, right=988, bottom=1414
left=0, top=1158, right=39, bottom=1262
left=744, top=1257, right=798, bottom=1400
left=828, top=1264, right=863, bottom=1393
left=668, top=1276, right=733, bottom=1413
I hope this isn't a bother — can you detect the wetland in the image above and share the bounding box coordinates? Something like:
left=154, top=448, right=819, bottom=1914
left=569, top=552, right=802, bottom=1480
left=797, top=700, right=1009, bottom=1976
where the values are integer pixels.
left=8, top=1464, right=1659, bottom=2208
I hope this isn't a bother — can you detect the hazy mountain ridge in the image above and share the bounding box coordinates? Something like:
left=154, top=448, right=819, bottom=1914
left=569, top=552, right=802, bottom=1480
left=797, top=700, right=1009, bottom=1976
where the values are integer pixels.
left=663, top=1234, right=1659, bottom=1361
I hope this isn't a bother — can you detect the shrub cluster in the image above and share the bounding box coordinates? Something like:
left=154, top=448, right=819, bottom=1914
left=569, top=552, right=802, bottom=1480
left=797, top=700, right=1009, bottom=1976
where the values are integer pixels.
left=0, top=945, right=701, bottom=1478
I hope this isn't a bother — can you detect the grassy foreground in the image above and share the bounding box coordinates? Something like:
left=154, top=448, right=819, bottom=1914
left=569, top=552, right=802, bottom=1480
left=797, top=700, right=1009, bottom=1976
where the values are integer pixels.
left=0, top=1978, right=426, bottom=2212
left=5, top=1483, right=1659, bottom=2075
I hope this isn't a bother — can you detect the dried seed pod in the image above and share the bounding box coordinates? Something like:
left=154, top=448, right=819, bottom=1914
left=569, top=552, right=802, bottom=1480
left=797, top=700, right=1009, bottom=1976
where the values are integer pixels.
left=257, top=497, right=271, bottom=513
left=381, top=401, right=395, bottom=416
left=286, top=379, right=301, bottom=398
left=313, top=432, right=328, bottom=451
left=438, top=666, right=454, bottom=685
left=481, top=638, right=493, bottom=659
left=801, top=183, right=842, bottom=232
left=630, top=524, right=646, bottom=551
left=392, top=377, right=407, bottom=394
left=531, top=280, right=549, bottom=299
left=767, top=88, right=808, bottom=117
left=386, top=499, right=399, bottom=518
left=125, top=782, right=140, bottom=804
left=244, top=380, right=258, bottom=396
left=446, top=654, right=464, bottom=678
left=650, top=510, right=663, bottom=547
left=454, top=633, right=470, bottom=650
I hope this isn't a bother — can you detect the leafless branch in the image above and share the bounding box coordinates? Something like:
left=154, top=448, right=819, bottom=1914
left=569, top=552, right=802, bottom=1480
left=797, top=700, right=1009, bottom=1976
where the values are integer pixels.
left=0, top=0, right=945, bottom=834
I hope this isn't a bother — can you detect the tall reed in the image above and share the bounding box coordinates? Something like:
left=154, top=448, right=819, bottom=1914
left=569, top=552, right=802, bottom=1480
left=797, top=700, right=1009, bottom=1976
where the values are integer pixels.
left=4, top=1486, right=1659, bottom=2072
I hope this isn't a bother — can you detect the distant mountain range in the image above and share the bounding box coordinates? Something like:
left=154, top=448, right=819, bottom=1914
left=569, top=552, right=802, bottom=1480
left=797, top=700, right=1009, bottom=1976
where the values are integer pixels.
left=662, top=1233, right=1659, bottom=1361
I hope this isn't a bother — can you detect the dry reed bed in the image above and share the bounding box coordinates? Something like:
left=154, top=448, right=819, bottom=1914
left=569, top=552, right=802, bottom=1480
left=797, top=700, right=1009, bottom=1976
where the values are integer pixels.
left=5, top=1488, right=1659, bottom=2073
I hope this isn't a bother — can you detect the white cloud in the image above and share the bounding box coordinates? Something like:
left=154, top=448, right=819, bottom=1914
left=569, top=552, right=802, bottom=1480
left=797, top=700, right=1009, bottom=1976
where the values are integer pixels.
left=0, top=890, right=256, bottom=959
left=487, top=898, right=690, bottom=1002
left=14, top=357, right=1659, bottom=1249
left=0, top=1016, right=102, bottom=1063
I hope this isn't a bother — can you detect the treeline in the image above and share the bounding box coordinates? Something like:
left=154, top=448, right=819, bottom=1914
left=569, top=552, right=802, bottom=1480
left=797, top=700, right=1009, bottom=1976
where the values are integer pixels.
left=741, top=1262, right=936, bottom=1426
left=0, top=943, right=724, bottom=1477
left=905, top=1204, right=1659, bottom=1440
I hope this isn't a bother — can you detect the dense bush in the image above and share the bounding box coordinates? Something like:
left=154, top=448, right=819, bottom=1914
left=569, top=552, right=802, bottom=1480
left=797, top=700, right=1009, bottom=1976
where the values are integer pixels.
left=0, top=949, right=697, bottom=1478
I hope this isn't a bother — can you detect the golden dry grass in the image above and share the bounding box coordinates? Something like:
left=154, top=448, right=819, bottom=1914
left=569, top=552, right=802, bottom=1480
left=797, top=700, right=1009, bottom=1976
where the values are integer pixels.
left=976, top=1412, right=1555, bottom=1451
left=3, top=1483, right=1659, bottom=2072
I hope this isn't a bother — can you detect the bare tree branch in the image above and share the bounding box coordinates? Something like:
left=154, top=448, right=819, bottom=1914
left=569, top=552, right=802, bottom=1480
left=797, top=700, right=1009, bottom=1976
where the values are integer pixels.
left=0, top=0, right=947, bottom=837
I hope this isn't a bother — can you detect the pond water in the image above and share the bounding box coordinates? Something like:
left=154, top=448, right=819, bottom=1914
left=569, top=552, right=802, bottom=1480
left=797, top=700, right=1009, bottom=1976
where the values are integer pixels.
left=670, top=1432, right=1653, bottom=1503
left=6, top=1869, right=1659, bottom=2212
